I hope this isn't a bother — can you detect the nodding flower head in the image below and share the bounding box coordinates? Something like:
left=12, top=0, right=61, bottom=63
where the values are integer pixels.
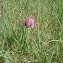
left=24, top=16, right=34, bottom=28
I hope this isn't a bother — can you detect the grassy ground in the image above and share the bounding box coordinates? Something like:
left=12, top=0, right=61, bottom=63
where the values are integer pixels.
left=0, top=0, right=63, bottom=63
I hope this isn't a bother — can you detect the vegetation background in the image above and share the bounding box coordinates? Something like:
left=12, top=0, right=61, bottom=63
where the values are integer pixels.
left=0, top=0, right=63, bottom=63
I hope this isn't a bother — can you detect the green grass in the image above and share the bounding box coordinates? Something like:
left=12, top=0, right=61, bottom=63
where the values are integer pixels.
left=0, top=0, right=63, bottom=63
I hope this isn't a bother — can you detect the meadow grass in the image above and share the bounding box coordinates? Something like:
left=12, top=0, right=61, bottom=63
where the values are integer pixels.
left=0, top=0, right=63, bottom=63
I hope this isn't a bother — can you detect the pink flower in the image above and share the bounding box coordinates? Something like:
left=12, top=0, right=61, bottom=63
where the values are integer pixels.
left=24, top=16, right=34, bottom=28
